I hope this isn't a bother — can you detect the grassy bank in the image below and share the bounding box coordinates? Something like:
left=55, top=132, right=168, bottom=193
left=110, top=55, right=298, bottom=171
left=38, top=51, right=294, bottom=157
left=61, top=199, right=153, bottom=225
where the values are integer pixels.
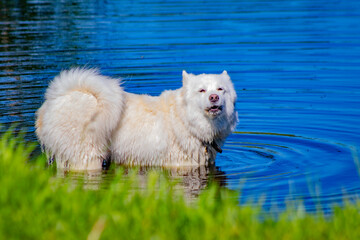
left=1, top=131, right=360, bottom=240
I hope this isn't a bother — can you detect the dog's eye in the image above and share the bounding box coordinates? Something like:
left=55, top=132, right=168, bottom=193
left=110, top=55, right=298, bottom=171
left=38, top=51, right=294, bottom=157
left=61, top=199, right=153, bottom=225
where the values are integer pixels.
left=217, top=87, right=224, bottom=91
left=199, top=89, right=206, bottom=93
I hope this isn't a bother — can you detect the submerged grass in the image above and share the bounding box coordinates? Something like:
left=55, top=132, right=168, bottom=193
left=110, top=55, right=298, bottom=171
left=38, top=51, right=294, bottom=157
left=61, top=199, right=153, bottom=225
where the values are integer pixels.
left=1, top=130, right=360, bottom=240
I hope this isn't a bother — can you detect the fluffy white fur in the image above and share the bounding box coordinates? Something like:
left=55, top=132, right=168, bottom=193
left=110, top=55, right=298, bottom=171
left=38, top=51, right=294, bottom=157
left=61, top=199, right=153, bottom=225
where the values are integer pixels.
left=36, top=68, right=237, bottom=170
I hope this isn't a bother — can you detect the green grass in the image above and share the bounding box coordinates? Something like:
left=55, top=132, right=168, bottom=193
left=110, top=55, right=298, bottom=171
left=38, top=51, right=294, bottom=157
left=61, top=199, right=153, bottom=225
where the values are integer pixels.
left=1, top=130, right=360, bottom=240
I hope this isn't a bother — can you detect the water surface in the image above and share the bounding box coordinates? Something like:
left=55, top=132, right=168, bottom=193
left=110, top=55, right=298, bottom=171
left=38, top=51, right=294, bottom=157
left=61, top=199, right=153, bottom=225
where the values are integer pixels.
left=1, top=0, right=360, bottom=213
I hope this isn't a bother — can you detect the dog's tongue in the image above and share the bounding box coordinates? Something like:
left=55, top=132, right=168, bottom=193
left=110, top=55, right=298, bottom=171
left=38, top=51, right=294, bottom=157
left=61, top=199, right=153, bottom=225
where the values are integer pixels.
left=210, top=106, right=220, bottom=112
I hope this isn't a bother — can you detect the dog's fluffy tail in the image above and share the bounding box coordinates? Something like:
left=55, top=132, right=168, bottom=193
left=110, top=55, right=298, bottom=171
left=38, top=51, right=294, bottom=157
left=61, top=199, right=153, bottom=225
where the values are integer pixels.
left=35, top=68, right=124, bottom=170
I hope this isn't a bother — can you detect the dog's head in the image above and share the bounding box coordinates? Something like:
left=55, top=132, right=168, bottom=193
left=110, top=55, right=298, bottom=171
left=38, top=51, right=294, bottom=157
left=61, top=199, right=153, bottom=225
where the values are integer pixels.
left=182, top=70, right=237, bottom=120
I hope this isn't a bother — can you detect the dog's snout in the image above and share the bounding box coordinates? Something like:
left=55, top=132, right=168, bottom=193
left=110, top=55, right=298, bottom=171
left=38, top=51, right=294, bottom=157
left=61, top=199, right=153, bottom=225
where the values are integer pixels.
left=209, top=94, right=219, bottom=103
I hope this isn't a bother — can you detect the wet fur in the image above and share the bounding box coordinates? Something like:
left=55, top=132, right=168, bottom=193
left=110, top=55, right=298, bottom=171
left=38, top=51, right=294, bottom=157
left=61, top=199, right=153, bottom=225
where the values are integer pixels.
left=36, top=68, right=237, bottom=170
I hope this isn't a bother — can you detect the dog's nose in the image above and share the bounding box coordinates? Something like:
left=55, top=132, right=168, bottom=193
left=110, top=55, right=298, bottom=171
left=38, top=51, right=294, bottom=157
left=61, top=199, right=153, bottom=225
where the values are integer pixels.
left=209, top=94, right=219, bottom=103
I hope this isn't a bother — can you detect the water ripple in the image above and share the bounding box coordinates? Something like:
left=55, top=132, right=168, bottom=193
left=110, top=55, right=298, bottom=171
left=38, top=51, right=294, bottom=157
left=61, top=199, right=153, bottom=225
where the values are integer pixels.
left=217, top=132, right=359, bottom=211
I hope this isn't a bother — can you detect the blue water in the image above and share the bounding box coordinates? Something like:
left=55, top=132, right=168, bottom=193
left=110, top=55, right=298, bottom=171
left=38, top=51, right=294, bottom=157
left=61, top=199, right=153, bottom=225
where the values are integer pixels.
left=1, top=0, right=360, bottom=213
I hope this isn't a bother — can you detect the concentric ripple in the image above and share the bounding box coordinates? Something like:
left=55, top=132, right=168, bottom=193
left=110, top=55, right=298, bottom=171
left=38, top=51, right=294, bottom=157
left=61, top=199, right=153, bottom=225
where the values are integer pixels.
left=216, top=132, right=360, bottom=212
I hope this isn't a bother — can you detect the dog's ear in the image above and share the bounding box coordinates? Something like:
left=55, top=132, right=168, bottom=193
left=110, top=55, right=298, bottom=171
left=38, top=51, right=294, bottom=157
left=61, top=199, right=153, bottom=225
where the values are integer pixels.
left=182, top=70, right=190, bottom=84
left=221, top=70, right=230, bottom=80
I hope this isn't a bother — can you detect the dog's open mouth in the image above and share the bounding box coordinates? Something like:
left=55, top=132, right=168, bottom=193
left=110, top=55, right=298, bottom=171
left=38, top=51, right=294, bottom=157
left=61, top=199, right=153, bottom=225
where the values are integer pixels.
left=206, top=105, right=223, bottom=115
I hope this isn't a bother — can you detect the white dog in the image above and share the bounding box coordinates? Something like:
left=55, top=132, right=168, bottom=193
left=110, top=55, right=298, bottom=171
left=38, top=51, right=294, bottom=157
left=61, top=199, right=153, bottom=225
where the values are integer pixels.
left=35, top=68, right=237, bottom=170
